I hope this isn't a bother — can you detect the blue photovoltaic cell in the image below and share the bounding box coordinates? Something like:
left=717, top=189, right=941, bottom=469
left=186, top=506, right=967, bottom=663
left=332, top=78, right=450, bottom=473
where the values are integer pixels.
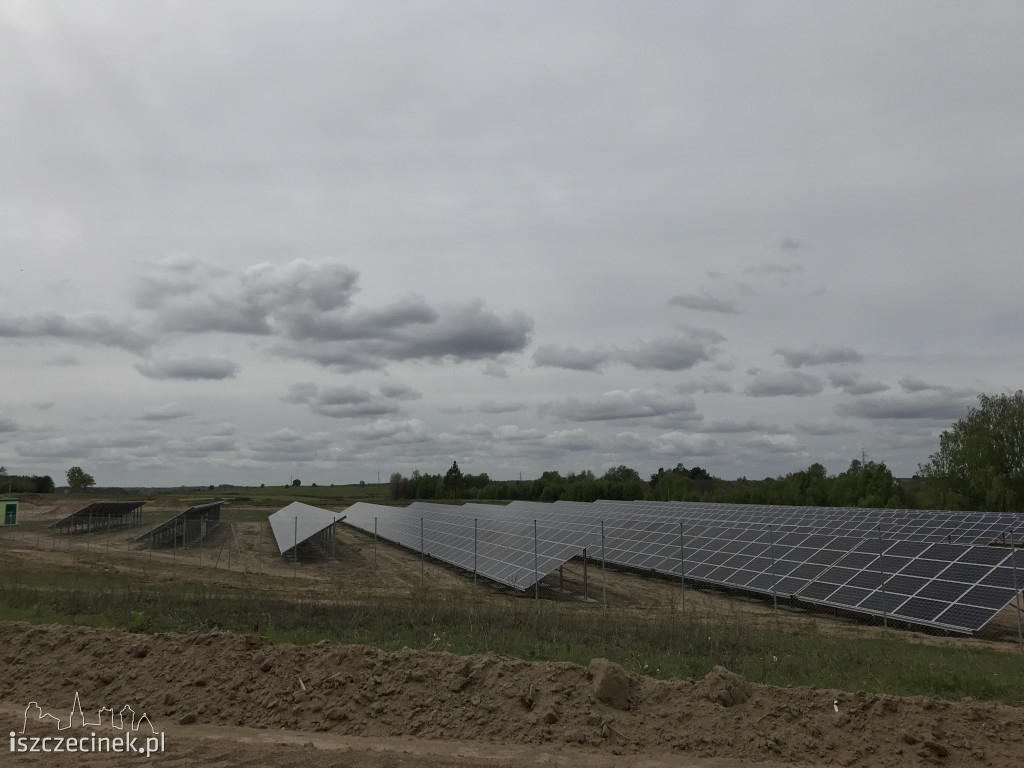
left=340, top=498, right=1019, bottom=634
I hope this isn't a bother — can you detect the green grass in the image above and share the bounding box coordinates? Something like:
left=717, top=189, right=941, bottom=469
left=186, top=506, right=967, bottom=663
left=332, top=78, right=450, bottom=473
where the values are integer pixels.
left=1, top=577, right=1022, bottom=705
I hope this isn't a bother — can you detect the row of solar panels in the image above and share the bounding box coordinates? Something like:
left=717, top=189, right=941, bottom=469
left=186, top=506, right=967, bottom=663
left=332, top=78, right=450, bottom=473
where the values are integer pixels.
left=341, top=499, right=1023, bottom=635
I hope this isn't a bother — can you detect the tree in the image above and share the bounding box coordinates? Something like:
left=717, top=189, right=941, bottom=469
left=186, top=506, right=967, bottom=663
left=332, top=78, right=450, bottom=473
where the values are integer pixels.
left=292, top=478, right=301, bottom=487
left=66, top=466, right=96, bottom=490
left=918, top=391, right=1024, bottom=512
left=443, top=461, right=464, bottom=496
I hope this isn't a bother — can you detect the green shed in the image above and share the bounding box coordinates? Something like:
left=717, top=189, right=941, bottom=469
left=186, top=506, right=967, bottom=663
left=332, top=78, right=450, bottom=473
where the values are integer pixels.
left=1, top=499, right=17, bottom=526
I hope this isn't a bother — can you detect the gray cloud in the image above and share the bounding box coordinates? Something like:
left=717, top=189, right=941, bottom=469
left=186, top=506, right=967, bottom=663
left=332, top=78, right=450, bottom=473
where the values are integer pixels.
left=532, top=344, right=612, bottom=372
left=478, top=400, right=526, bottom=414
left=668, top=292, right=738, bottom=314
left=284, top=300, right=533, bottom=372
left=0, top=312, right=150, bottom=352
left=618, top=335, right=719, bottom=371
left=544, top=388, right=698, bottom=423
left=779, top=237, right=803, bottom=253
left=744, top=264, right=805, bottom=276
left=379, top=383, right=422, bottom=401
left=282, top=383, right=402, bottom=419
left=351, top=419, right=430, bottom=443
left=837, top=396, right=972, bottom=421
left=483, top=361, right=509, bottom=378
left=898, top=376, right=975, bottom=398
left=828, top=372, right=890, bottom=396
left=795, top=420, right=859, bottom=436
left=776, top=346, right=863, bottom=368
left=148, top=257, right=360, bottom=336
left=534, top=332, right=720, bottom=373
left=745, top=371, right=824, bottom=397
left=675, top=379, right=735, bottom=394
left=702, top=419, right=783, bottom=434
left=0, top=416, right=18, bottom=432
left=135, top=356, right=240, bottom=381
left=43, top=355, right=80, bottom=367
left=33, top=401, right=55, bottom=411
left=139, top=403, right=193, bottom=421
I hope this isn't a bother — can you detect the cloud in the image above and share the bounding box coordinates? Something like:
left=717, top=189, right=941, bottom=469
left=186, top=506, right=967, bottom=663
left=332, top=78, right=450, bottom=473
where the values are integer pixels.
left=652, top=431, right=721, bottom=457
left=898, top=377, right=975, bottom=398
left=674, top=378, right=734, bottom=394
left=282, top=383, right=401, bottom=419
left=43, top=355, right=80, bottom=367
left=668, top=292, right=738, bottom=314
left=795, top=420, right=859, bottom=436
left=618, top=335, right=719, bottom=371
left=534, top=332, right=720, bottom=373
left=0, top=416, right=18, bottom=432
left=533, top=344, right=612, bottom=372
left=33, top=401, right=55, bottom=411
left=478, top=400, right=525, bottom=414
left=740, top=434, right=802, bottom=453
left=837, top=396, right=972, bottom=421
left=147, top=257, right=361, bottom=335
left=828, top=372, right=889, bottom=396
left=351, top=419, right=429, bottom=443
left=701, top=419, right=783, bottom=434
left=135, top=356, right=240, bottom=381
left=544, top=389, right=699, bottom=423
left=543, top=428, right=595, bottom=451
left=779, top=237, right=803, bottom=253
left=0, top=312, right=151, bottom=352
left=283, top=300, right=533, bottom=372
left=744, top=264, right=805, bottom=276
left=483, top=361, right=509, bottom=378
left=776, top=346, right=863, bottom=368
left=139, top=403, right=193, bottom=421
left=379, top=383, right=422, bottom=401
left=745, top=371, right=824, bottom=397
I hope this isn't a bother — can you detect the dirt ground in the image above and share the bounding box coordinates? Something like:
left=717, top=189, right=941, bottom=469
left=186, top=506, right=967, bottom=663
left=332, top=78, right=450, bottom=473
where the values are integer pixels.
left=2, top=497, right=1024, bottom=767
left=2, top=620, right=1024, bottom=768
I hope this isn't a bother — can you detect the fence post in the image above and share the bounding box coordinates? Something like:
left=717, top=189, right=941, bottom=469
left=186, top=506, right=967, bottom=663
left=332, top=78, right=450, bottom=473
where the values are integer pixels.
left=533, top=519, right=539, bottom=600
left=373, top=516, right=378, bottom=584
left=601, top=520, right=607, bottom=608
left=583, top=548, right=588, bottom=601
left=769, top=524, right=779, bottom=633
left=1010, top=529, right=1022, bottom=652
left=473, top=518, right=478, bottom=587
left=877, top=525, right=888, bottom=635
left=420, top=517, right=424, bottom=589
left=679, top=520, right=685, bottom=616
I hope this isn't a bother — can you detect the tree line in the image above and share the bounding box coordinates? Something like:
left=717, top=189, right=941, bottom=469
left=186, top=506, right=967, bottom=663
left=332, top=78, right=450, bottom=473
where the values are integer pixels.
left=389, top=391, right=1024, bottom=512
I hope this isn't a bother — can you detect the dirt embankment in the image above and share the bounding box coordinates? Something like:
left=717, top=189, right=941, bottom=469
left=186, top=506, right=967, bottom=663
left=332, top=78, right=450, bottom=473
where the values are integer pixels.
left=2, top=621, right=1023, bottom=767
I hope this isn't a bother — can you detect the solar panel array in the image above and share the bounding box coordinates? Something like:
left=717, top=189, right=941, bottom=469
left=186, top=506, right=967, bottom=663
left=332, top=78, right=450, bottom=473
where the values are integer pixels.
left=339, top=499, right=1023, bottom=635
left=49, top=501, right=147, bottom=532
left=269, top=502, right=346, bottom=557
left=135, top=501, right=223, bottom=548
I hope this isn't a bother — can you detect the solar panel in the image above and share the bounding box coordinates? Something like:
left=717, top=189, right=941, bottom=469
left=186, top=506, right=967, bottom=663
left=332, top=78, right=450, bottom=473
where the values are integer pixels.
left=269, top=502, right=345, bottom=557
left=48, top=501, right=147, bottom=532
left=342, top=498, right=1022, bottom=634
left=343, top=501, right=598, bottom=591
left=135, top=501, right=223, bottom=548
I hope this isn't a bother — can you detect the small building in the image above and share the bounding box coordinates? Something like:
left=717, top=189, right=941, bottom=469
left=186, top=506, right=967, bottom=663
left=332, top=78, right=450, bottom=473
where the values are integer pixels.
left=1, top=498, right=17, bottom=526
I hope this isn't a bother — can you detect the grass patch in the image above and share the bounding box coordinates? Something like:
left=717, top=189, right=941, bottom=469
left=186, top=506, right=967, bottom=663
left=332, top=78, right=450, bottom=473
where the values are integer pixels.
left=1, top=579, right=1021, bottom=705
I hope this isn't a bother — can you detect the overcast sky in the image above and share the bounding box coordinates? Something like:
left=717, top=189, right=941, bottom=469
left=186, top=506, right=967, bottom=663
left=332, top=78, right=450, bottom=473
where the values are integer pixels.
left=1, top=1, right=1021, bottom=488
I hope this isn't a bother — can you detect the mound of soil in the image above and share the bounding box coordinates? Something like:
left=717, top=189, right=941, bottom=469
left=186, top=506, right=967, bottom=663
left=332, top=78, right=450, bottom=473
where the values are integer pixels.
left=2, top=621, right=1022, bottom=767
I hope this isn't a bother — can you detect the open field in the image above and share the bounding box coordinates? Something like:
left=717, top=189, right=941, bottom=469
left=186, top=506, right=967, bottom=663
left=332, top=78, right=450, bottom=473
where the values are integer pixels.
left=2, top=496, right=1023, bottom=766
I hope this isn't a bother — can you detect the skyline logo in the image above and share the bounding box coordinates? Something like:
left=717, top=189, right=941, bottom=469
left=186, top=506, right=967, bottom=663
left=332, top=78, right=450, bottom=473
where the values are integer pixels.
left=10, top=692, right=165, bottom=758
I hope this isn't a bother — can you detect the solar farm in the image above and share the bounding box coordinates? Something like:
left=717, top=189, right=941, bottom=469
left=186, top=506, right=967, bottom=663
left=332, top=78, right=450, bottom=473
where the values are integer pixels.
left=3, top=494, right=1024, bottom=767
